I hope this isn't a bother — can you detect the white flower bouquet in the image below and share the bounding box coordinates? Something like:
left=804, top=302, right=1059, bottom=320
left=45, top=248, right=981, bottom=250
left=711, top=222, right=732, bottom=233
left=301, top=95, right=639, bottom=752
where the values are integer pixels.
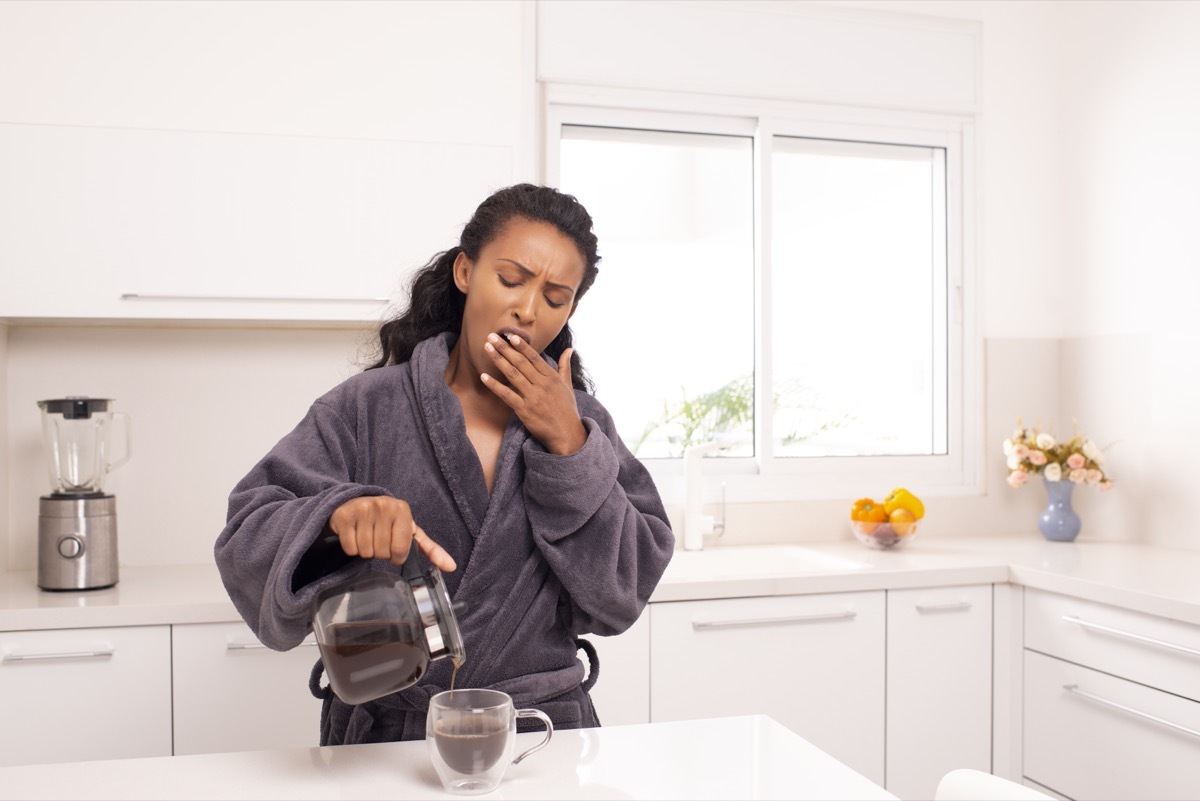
left=1003, top=420, right=1114, bottom=492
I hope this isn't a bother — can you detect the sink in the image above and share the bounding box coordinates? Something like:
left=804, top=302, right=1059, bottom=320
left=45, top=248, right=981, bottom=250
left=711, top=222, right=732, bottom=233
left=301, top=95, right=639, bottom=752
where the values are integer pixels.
left=664, top=544, right=869, bottom=581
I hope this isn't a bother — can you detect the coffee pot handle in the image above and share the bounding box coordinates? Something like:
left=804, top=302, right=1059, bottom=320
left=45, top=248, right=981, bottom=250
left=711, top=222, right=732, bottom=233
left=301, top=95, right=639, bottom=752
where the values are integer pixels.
left=107, top=412, right=132, bottom=472
left=293, top=526, right=442, bottom=591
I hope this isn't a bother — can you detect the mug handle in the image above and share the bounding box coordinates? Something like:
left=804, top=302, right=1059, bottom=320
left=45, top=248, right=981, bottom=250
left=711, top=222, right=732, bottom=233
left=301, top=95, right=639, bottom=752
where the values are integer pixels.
left=511, top=708, right=554, bottom=765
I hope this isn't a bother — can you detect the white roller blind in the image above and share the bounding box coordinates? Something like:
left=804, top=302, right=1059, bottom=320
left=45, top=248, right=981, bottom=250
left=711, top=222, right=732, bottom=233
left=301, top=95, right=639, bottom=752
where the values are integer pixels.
left=536, top=0, right=980, bottom=113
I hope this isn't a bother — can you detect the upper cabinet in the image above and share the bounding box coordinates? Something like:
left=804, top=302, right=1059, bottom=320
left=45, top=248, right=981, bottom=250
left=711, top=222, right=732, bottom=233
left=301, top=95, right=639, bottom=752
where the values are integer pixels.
left=0, top=1, right=529, bottom=323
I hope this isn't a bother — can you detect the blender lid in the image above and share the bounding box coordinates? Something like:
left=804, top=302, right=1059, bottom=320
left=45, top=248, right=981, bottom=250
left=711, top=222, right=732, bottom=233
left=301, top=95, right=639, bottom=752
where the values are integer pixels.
left=37, top=397, right=113, bottom=419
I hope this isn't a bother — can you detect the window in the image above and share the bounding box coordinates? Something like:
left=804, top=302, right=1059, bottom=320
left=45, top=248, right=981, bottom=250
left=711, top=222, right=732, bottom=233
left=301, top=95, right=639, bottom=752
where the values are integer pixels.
left=560, top=124, right=755, bottom=459
left=547, top=100, right=976, bottom=500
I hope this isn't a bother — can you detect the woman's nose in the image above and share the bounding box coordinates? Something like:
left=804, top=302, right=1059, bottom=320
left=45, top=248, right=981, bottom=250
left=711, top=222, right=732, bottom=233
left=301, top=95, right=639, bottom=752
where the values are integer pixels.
left=512, top=289, right=536, bottom=323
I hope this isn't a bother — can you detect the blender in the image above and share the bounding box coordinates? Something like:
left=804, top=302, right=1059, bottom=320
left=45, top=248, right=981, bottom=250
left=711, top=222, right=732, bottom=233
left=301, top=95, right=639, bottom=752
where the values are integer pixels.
left=36, top=397, right=131, bottom=591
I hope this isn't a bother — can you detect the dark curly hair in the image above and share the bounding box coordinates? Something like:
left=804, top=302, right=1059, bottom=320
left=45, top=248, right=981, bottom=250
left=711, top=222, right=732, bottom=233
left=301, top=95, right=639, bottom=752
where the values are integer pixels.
left=367, top=184, right=600, bottom=393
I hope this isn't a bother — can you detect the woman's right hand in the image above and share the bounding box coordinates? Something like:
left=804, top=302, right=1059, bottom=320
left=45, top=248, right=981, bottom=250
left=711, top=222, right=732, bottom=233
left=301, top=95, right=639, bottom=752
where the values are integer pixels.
left=328, top=496, right=457, bottom=572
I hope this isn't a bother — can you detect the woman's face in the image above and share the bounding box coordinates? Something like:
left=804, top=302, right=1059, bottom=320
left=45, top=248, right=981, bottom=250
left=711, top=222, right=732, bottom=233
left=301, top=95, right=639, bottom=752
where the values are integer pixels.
left=452, top=217, right=586, bottom=384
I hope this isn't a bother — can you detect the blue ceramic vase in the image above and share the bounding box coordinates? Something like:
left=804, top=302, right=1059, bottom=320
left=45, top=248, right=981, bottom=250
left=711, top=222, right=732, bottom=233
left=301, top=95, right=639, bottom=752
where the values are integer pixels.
left=1038, top=477, right=1081, bottom=542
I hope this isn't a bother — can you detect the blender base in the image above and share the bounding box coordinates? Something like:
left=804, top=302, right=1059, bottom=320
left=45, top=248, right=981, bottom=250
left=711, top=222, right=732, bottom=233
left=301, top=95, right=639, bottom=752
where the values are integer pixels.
left=37, top=494, right=120, bottom=592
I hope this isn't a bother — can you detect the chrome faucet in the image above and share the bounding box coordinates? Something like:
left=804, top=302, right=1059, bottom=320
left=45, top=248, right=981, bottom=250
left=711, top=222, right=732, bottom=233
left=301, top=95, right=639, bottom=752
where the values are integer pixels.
left=682, top=440, right=732, bottom=551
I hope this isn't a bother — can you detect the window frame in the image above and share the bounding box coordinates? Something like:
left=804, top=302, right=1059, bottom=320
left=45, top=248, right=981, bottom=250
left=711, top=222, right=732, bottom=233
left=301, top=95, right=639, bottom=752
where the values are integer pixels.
left=544, top=86, right=981, bottom=504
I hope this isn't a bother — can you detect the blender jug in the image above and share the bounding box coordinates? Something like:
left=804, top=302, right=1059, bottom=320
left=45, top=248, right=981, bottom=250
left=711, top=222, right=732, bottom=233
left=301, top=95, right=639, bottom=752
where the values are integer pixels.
left=38, top=397, right=131, bottom=495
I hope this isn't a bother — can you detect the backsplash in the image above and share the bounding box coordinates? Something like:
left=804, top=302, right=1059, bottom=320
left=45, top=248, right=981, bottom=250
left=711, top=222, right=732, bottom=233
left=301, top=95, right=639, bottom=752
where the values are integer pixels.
left=7, top=325, right=1170, bottom=569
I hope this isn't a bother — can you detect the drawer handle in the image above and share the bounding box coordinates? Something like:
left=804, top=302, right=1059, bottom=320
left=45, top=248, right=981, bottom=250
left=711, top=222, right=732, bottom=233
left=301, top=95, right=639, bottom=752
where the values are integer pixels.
left=1063, top=684, right=1200, bottom=739
left=2, top=646, right=115, bottom=662
left=121, top=293, right=389, bottom=304
left=226, top=638, right=319, bottom=651
left=1062, top=615, right=1200, bottom=659
left=692, top=610, right=857, bottom=630
left=915, top=600, right=972, bottom=613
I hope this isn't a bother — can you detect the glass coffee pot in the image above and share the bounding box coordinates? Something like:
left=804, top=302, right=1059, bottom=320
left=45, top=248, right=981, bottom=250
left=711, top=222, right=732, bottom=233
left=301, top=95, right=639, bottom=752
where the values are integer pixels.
left=308, top=535, right=466, bottom=705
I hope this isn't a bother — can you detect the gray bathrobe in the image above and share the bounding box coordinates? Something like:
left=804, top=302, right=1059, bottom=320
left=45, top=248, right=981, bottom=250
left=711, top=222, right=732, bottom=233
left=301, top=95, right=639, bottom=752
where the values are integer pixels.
left=215, top=332, right=674, bottom=744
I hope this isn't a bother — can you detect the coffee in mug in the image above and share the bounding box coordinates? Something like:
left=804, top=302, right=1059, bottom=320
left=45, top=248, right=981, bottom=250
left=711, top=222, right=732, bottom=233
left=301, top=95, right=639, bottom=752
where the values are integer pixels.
left=427, top=689, right=553, bottom=795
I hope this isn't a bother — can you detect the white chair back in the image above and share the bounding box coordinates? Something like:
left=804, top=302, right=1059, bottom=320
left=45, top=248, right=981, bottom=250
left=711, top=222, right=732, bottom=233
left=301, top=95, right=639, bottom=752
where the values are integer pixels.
left=934, top=769, right=1055, bottom=801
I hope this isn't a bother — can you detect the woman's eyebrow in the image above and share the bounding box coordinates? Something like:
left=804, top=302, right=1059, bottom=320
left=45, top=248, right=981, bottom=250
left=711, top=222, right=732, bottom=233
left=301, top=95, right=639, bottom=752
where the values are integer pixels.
left=497, top=258, right=576, bottom=295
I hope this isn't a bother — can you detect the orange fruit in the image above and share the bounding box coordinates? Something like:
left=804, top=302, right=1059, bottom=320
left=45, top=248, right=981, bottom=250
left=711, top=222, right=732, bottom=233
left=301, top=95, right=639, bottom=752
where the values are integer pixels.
left=889, top=508, right=917, bottom=537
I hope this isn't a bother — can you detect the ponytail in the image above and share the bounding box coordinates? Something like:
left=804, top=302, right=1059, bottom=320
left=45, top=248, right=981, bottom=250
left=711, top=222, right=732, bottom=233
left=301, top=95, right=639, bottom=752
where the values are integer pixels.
left=367, top=248, right=463, bottom=370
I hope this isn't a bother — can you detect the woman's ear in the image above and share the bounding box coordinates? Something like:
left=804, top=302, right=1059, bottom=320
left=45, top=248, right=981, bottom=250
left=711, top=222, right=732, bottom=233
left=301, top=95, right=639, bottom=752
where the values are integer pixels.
left=452, top=251, right=471, bottom=294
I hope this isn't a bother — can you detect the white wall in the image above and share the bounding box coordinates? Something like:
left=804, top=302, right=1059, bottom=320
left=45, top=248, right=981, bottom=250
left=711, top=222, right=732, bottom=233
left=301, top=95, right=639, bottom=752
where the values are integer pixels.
left=1053, top=1, right=1200, bottom=548
left=829, top=0, right=1200, bottom=551
left=6, top=325, right=371, bottom=567
left=0, top=325, right=8, bottom=573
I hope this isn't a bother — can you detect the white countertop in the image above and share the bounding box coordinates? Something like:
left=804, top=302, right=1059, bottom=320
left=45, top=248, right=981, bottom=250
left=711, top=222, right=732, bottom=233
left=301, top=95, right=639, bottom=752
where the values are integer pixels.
left=3, top=536, right=1200, bottom=631
left=0, top=715, right=898, bottom=800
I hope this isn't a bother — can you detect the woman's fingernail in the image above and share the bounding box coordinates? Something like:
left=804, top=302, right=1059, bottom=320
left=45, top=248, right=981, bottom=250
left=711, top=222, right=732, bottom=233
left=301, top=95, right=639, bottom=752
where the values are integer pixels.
left=484, top=341, right=495, bottom=353
left=487, top=333, right=501, bottom=344
left=508, top=333, right=521, bottom=344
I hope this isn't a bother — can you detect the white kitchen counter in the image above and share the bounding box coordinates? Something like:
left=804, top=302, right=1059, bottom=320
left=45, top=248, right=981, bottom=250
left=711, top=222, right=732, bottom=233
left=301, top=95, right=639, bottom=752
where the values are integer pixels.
left=0, top=714, right=898, bottom=800
left=3, top=536, right=1200, bottom=630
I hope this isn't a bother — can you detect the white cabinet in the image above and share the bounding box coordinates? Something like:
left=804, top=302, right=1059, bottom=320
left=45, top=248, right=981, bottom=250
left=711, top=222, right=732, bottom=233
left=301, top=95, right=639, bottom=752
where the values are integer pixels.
left=886, top=584, right=993, bottom=801
left=586, top=611, right=651, bottom=727
left=0, top=1, right=524, bottom=323
left=171, top=622, right=323, bottom=755
left=650, top=591, right=886, bottom=785
left=1022, top=588, right=1200, bottom=800
left=0, top=124, right=512, bottom=323
left=0, top=626, right=172, bottom=766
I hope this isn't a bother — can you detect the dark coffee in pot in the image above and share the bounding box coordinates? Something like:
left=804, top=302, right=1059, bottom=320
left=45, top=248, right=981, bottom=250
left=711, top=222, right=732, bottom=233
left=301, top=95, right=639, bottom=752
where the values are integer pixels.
left=433, top=719, right=509, bottom=774
left=321, top=620, right=427, bottom=705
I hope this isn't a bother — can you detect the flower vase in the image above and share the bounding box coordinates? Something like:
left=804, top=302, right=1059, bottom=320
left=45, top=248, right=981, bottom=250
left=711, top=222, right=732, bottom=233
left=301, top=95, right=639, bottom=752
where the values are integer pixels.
left=1038, top=477, right=1081, bottom=542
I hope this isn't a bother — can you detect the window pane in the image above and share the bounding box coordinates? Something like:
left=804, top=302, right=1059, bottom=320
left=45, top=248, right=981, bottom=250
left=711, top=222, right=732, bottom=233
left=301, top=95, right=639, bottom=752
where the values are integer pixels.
left=559, top=125, right=755, bottom=458
left=771, top=136, right=947, bottom=457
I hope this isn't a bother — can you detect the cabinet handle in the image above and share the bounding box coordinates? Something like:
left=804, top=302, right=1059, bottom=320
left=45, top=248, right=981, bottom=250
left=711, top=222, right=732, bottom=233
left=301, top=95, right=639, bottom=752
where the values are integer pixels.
left=915, top=600, right=972, bottom=613
left=1, top=646, right=115, bottom=662
left=691, top=609, right=857, bottom=630
left=1063, top=684, right=1200, bottom=739
left=1061, top=615, right=1200, bottom=659
left=120, top=293, right=388, bottom=304
left=226, top=638, right=319, bottom=651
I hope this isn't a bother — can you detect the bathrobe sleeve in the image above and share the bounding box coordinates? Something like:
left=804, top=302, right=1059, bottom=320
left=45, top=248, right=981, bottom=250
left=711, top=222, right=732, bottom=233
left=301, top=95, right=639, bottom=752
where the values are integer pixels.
left=214, top=398, right=391, bottom=651
left=521, top=399, right=675, bottom=637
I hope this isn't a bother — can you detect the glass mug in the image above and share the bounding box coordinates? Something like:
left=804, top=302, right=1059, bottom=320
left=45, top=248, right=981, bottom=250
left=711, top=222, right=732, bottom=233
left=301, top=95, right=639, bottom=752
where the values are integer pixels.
left=427, top=689, right=554, bottom=795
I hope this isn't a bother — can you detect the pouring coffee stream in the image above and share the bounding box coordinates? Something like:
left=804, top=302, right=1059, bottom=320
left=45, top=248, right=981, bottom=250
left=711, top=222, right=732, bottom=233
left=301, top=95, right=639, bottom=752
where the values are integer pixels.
left=299, top=531, right=467, bottom=705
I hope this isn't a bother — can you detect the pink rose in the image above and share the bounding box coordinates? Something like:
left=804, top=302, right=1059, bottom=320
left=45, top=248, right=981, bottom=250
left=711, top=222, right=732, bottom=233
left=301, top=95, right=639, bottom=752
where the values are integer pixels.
left=1013, top=444, right=1030, bottom=460
left=1069, top=468, right=1088, bottom=483
left=1086, top=469, right=1103, bottom=485
left=1006, top=470, right=1028, bottom=489
left=1029, top=450, right=1047, bottom=466
left=1067, top=452, right=1086, bottom=470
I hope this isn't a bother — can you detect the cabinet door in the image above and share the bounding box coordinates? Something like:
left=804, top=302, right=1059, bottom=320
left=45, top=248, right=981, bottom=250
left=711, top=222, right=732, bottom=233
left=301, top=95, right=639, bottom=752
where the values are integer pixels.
left=1025, top=587, right=1200, bottom=704
left=585, top=611, right=651, bottom=727
left=650, top=591, right=885, bottom=785
left=0, top=123, right=511, bottom=322
left=171, top=622, right=323, bottom=755
left=0, top=626, right=172, bottom=765
left=1024, top=650, right=1200, bottom=801
left=886, top=584, right=993, bottom=801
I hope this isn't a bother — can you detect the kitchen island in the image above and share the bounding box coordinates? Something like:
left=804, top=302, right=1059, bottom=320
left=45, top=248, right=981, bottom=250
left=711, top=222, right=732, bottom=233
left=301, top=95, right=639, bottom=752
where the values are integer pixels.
left=0, top=714, right=898, bottom=800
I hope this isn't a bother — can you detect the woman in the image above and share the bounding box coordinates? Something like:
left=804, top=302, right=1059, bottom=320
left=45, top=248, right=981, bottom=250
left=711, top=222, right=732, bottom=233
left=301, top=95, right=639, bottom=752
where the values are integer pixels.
left=215, top=183, right=675, bottom=745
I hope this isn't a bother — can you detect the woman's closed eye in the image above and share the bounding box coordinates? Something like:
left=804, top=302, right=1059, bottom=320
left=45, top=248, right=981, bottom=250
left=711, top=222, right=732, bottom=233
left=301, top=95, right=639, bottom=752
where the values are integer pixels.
left=498, top=274, right=567, bottom=309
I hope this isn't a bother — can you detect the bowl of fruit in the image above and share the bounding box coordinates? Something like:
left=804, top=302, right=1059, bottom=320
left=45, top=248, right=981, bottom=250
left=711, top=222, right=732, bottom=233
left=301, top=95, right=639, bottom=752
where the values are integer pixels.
left=849, top=488, right=924, bottom=550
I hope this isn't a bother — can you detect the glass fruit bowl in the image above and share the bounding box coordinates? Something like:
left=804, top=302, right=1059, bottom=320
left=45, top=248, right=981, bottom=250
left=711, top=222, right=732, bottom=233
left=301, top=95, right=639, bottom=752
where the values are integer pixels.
left=850, top=519, right=919, bottom=550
